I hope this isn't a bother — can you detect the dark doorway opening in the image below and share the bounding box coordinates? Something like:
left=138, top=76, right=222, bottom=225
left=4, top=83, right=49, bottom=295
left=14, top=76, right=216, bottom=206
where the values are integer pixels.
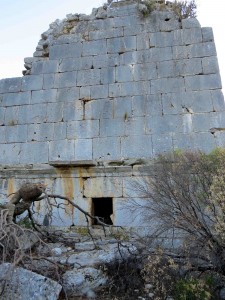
left=92, top=198, right=113, bottom=225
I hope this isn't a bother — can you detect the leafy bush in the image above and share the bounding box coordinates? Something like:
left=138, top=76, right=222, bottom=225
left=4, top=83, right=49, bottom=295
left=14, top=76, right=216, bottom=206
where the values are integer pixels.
left=131, top=148, right=225, bottom=298
left=138, top=0, right=197, bottom=19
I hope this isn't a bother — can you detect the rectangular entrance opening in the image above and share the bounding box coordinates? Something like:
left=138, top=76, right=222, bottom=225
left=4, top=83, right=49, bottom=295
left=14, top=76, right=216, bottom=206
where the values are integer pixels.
left=92, top=198, right=113, bottom=225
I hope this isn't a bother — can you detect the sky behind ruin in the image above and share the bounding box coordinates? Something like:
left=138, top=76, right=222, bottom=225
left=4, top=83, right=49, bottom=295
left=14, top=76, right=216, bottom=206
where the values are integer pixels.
left=0, top=0, right=224, bottom=90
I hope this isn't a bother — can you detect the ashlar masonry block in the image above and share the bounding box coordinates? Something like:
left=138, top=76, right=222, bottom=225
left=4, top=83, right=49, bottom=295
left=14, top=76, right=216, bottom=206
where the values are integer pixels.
left=5, top=125, right=28, bottom=143
left=67, top=120, right=99, bottom=139
left=49, top=140, right=75, bottom=161
left=21, top=75, right=43, bottom=91
left=93, top=137, right=121, bottom=160
left=75, top=139, right=93, bottom=161
left=49, top=43, right=82, bottom=59
left=121, top=135, right=153, bottom=159
left=2, top=91, right=31, bottom=106
left=0, top=77, right=21, bottom=94
left=84, top=177, right=123, bottom=198
left=107, top=36, right=137, bottom=54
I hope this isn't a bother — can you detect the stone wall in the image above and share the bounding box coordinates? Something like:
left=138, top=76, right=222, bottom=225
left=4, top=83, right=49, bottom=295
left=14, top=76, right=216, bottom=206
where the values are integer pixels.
left=0, top=1, right=225, bottom=227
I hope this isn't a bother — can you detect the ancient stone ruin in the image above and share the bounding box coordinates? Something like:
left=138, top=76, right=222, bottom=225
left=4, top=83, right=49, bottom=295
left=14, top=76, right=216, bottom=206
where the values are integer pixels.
left=0, top=0, right=225, bottom=227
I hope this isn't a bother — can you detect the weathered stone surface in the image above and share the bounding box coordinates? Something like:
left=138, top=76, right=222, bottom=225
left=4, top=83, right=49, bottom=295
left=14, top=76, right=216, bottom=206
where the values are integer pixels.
left=0, top=263, right=62, bottom=300
left=62, top=267, right=107, bottom=298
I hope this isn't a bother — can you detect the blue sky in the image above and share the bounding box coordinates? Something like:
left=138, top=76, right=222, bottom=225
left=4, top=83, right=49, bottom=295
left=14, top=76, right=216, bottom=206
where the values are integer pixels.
left=0, top=0, right=224, bottom=90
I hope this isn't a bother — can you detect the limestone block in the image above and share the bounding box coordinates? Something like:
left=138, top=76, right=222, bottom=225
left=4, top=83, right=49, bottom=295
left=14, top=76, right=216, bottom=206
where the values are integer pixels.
left=124, top=24, right=146, bottom=36
left=107, top=3, right=137, bottom=17
left=82, top=40, right=107, bottom=56
left=67, top=120, right=99, bottom=139
left=172, top=45, right=189, bottom=59
left=43, top=73, right=55, bottom=89
left=77, top=69, right=100, bottom=86
left=0, top=127, right=6, bottom=143
left=189, top=42, right=217, bottom=58
left=49, top=140, right=75, bottom=161
left=63, top=101, right=83, bottom=121
left=100, top=118, right=125, bottom=137
left=181, top=18, right=200, bottom=29
left=21, top=75, right=43, bottom=91
left=0, top=77, right=21, bottom=93
left=84, top=99, right=113, bottom=120
left=152, top=133, right=173, bottom=155
left=211, top=90, right=225, bottom=111
left=107, top=36, right=136, bottom=54
left=46, top=102, right=63, bottom=122
left=49, top=43, right=82, bottom=59
left=181, top=90, right=214, bottom=113
left=62, top=267, right=107, bottom=298
left=109, top=83, right=121, bottom=98
left=20, top=142, right=49, bottom=164
left=202, top=56, right=219, bottom=74
left=92, top=53, right=119, bottom=69
left=0, top=263, right=62, bottom=300
left=116, top=65, right=133, bottom=82
left=182, top=28, right=202, bottom=45
left=54, top=71, right=77, bottom=88
left=192, top=113, right=211, bottom=132
left=28, top=123, right=54, bottom=142
left=75, top=139, right=93, bottom=160
left=193, top=132, right=216, bottom=153
left=112, top=14, right=139, bottom=28
left=100, top=67, right=115, bottom=84
left=84, top=177, right=122, bottom=198
left=132, top=95, right=146, bottom=117
left=120, top=81, right=150, bottom=97
left=159, top=19, right=181, bottom=32
left=176, top=57, right=202, bottom=76
left=31, top=60, right=58, bottom=74
left=210, top=111, right=225, bottom=128
left=121, top=135, right=153, bottom=159
left=185, top=74, right=222, bottom=91
left=59, top=57, right=93, bottom=72
left=146, top=114, right=183, bottom=134
left=2, top=91, right=31, bottom=106
left=0, top=143, right=21, bottom=164
left=90, top=84, right=108, bottom=99
left=113, top=97, right=132, bottom=118
left=119, top=51, right=140, bottom=65
left=57, top=87, right=79, bottom=102
left=202, top=27, right=214, bottom=42
left=158, top=57, right=202, bottom=78
left=137, top=33, right=150, bottom=50
left=147, top=47, right=173, bottom=62
left=125, top=117, right=146, bottom=136
left=162, top=93, right=183, bottom=115
left=133, top=62, right=157, bottom=81
left=93, top=137, right=121, bottom=160
left=80, top=86, right=91, bottom=100
left=17, top=104, right=47, bottom=124
left=151, top=77, right=185, bottom=94
left=150, top=31, right=174, bottom=48
left=4, top=106, right=19, bottom=125
left=173, top=133, right=194, bottom=151
left=5, top=125, right=28, bottom=143
left=53, top=34, right=80, bottom=44
left=89, top=27, right=123, bottom=40
left=73, top=197, right=91, bottom=226
left=53, top=122, right=67, bottom=140
left=31, top=89, right=57, bottom=104
left=0, top=107, right=5, bottom=125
